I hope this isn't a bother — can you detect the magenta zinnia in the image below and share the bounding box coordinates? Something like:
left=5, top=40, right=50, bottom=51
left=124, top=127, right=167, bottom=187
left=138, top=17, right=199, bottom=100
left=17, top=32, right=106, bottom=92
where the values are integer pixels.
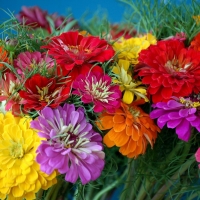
left=136, top=39, right=200, bottom=103
left=72, top=72, right=121, bottom=113
left=150, top=97, right=200, bottom=141
left=31, top=104, right=105, bottom=184
left=42, top=31, right=115, bottom=79
left=14, top=51, right=54, bottom=77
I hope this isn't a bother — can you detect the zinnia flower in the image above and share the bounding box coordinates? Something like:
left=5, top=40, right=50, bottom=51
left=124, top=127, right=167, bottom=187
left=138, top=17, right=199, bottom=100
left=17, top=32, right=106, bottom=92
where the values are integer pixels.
left=136, top=39, right=200, bottom=103
left=42, top=31, right=115, bottom=79
left=0, top=112, right=57, bottom=200
left=0, top=72, right=22, bottom=115
left=195, top=148, right=200, bottom=168
left=0, top=46, right=9, bottom=70
left=19, top=74, right=71, bottom=112
left=14, top=51, right=54, bottom=77
left=112, top=59, right=148, bottom=104
left=72, top=72, right=121, bottom=113
left=16, top=6, right=49, bottom=30
left=96, top=102, right=160, bottom=158
left=30, top=104, right=105, bottom=184
left=113, top=33, right=156, bottom=64
left=150, top=97, right=200, bottom=141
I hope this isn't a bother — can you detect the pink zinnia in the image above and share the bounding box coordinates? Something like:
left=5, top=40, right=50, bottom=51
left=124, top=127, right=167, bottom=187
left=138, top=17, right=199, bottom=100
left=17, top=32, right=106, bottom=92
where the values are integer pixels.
left=195, top=148, right=200, bottom=168
left=14, top=51, right=54, bottom=78
left=72, top=72, right=121, bottom=113
left=30, top=104, right=105, bottom=184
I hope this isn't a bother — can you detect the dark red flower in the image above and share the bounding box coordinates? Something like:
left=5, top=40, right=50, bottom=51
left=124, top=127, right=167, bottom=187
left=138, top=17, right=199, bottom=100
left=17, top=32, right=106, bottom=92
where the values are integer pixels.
left=136, top=39, right=200, bottom=103
left=16, top=6, right=49, bottom=30
left=42, top=31, right=115, bottom=79
left=19, top=74, right=71, bottom=111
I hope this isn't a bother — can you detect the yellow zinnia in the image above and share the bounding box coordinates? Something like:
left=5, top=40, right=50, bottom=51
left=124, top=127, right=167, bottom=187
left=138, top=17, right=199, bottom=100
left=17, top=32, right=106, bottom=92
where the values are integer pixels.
left=113, top=33, right=156, bottom=64
left=112, top=59, right=148, bottom=104
left=0, top=112, right=57, bottom=200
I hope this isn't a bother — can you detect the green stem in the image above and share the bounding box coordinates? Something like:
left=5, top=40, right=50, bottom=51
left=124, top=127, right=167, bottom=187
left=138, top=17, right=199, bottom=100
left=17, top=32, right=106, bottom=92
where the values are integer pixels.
left=36, top=189, right=43, bottom=200
left=51, top=178, right=64, bottom=200
left=151, top=155, right=195, bottom=200
left=128, top=174, right=142, bottom=200
left=44, top=178, right=63, bottom=200
left=93, top=168, right=128, bottom=200
left=135, top=177, right=153, bottom=200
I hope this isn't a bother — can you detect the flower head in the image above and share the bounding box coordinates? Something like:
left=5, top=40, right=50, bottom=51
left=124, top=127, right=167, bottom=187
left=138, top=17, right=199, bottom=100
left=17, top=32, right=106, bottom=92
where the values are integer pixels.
left=72, top=72, right=121, bottom=113
left=19, top=74, right=71, bottom=112
left=112, top=59, right=148, bottom=104
left=0, top=112, right=57, bottom=200
left=96, top=102, right=160, bottom=158
left=113, top=33, right=156, bottom=64
left=31, top=104, right=105, bottom=184
left=16, top=6, right=49, bottom=30
left=136, top=39, right=200, bottom=103
left=150, top=97, right=200, bottom=141
left=14, top=51, right=54, bottom=77
left=42, top=31, right=115, bottom=79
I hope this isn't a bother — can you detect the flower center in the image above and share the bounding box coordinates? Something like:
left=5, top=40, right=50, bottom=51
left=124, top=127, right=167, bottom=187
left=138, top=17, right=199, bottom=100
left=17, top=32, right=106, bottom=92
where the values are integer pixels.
left=53, top=123, right=90, bottom=149
left=68, top=45, right=91, bottom=54
left=165, top=58, right=191, bottom=74
left=85, top=77, right=113, bottom=103
left=129, top=107, right=140, bottom=117
left=179, top=97, right=200, bottom=108
left=9, top=142, right=24, bottom=159
left=36, top=86, right=50, bottom=102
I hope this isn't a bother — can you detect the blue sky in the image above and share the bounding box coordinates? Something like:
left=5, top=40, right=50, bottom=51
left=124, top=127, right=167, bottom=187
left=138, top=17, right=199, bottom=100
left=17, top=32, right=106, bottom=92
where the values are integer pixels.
left=0, top=0, right=129, bottom=23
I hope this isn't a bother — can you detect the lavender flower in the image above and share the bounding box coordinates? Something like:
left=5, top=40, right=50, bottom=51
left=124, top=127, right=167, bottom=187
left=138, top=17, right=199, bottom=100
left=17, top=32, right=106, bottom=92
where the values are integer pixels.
left=150, top=97, right=200, bottom=141
left=31, top=103, right=105, bottom=184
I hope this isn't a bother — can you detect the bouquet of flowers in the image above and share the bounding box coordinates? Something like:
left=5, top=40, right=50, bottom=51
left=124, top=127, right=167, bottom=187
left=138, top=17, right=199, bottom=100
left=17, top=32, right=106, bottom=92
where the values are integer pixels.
left=1, top=0, right=200, bottom=199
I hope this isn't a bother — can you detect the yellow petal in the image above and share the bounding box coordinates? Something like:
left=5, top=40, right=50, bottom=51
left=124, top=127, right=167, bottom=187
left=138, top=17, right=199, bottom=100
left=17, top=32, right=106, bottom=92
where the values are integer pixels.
left=11, top=186, right=24, bottom=197
left=118, top=59, right=130, bottom=71
left=123, top=90, right=134, bottom=104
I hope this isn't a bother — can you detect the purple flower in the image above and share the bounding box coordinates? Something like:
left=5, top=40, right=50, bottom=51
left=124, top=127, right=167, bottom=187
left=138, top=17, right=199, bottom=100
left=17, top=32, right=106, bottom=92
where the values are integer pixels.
left=72, top=72, right=121, bottom=113
left=31, top=103, right=105, bottom=184
left=150, top=97, right=200, bottom=141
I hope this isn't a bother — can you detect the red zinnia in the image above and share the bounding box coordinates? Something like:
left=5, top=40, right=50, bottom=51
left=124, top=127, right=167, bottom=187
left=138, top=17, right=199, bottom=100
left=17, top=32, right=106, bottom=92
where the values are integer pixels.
left=42, top=31, right=115, bottom=79
left=19, top=74, right=71, bottom=111
left=136, top=39, right=200, bottom=103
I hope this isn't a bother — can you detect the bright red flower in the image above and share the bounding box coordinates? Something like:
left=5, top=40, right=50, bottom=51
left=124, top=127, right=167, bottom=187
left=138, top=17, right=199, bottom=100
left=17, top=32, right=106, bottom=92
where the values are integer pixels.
left=136, top=39, right=200, bottom=103
left=19, top=74, right=71, bottom=111
left=42, top=31, right=115, bottom=79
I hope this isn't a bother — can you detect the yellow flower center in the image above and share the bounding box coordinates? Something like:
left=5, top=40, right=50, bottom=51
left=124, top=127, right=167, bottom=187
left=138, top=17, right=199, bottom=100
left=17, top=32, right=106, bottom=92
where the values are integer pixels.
left=9, top=142, right=24, bottom=159
left=129, top=107, right=140, bottom=117
left=37, top=86, right=50, bottom=102
left=179, top=97, right=200, bottom=108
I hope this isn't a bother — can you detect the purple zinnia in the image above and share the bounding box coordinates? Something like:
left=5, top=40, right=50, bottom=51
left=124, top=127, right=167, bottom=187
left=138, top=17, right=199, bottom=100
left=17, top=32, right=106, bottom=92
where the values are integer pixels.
left=72, top=72, right=121, bottom=113
left=150, top=97, right=200, bottom=141
left=31, top=103, right=105, bottom=184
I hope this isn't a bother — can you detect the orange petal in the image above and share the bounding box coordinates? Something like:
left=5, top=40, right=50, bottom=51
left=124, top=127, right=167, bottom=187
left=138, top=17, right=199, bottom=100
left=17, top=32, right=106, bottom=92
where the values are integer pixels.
left=113, top=123, right=126, bottom=132
left=103, top=133, right=115, bottom=147
left=113, top=114, right=125, bottom=123
left=120, top=138, right=136, bottom=155
left=96, top=116, right=114, bottom=130
left=126, top=117, right=133, bottom=126
left=126, top=126, right=133, bottom=136
left=131, top=125, right=140, bottom=141
left=108, top=129, right=129, bottom=147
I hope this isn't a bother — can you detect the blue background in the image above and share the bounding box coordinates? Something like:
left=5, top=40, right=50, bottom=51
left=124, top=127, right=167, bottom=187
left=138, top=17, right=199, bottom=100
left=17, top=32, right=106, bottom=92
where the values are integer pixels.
left=0, top=0, right=196, bottom=24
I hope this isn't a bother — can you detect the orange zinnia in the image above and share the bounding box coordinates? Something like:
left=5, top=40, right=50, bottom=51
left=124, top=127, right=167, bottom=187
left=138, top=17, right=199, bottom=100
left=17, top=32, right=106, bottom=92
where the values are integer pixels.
left=96, top=102, right=160, bottom=158
left=0, top=46, right=9, bottom=70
